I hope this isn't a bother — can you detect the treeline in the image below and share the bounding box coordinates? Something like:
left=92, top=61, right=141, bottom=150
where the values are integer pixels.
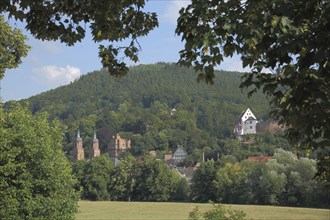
left=72, top=149, right=329, bottom=208
left=72, top=154, right=187, bottom=202
left=19, top=63, right=271, bottom=157
left=191, top=149, right=329, bottom=208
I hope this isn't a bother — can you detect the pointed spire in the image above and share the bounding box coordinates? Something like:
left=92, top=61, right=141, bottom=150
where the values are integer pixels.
left=76, top=129, right=82, bottom=141
left=94, top=131, right=97, bottom=139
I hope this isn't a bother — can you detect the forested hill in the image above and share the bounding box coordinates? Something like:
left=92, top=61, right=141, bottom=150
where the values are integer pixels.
left=22, top=63, right=271, bottom=155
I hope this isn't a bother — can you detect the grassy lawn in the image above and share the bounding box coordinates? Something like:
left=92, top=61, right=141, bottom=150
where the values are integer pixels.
left=76, top=201, right=330, bottom=220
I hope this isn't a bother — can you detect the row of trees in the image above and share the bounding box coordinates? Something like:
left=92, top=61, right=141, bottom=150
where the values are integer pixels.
left=191, top=149, right=329, bottom=208
left=70, top=148, right=328, bottom=209
left=72, top=154, right=189, bottom=202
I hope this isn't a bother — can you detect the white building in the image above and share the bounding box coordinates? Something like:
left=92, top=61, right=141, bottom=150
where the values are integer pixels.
left=234, top=108, right=259, bottom=136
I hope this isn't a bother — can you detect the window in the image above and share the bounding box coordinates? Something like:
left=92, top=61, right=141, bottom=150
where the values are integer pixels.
left=250, top=121, right=252, bottom=124
left=250, top=126, right=252, bottom=129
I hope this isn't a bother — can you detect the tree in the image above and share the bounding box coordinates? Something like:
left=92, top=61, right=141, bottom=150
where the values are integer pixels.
left=0, top=16, right=30, bottom=78
left=135, top=157, right=180, bottom=201
left=172, top=177, right=190, bottom=202
left=75, top=155, right=113, bottom=201
left=214, top=163, right=248, bottom=204
left=265, top=149, right=329, bottom=207
left=0, top=103, right=79, bottom=219
left=0, top=0, right=158, bottom=77
left=191, top=160, right=218, bottom=202
left=108, top=154, right=138, bottom=201
left=176, top=0, right=330, bottom=181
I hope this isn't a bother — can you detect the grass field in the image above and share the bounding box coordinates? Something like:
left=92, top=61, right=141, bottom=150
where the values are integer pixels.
left=76, top=201, right=329, bottom=220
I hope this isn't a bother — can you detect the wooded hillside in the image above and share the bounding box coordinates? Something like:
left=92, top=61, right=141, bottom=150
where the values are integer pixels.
left=21, top=63, right=272, bottom=157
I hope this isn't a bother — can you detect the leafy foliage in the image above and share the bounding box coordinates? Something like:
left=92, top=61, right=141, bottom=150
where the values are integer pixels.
left=72, top=154, right=113, bottom=200
left=0, top=16, right=30, bottom=78
left=188, top=204, right=247, bottom=220
left=176, top=0, right=330, bottom=180
left=134, top=156, right=180, bottom=201
left=191, top=160, right=217, bottom=202
left=0, top=103, right=79, bottom=219
left=191, top=149, right=329, bottom=208
left=0, top=0, right=158, bottom=76
left=72, top=154, right=181, bottom=202
left=109, top=154, right=137, bottom=201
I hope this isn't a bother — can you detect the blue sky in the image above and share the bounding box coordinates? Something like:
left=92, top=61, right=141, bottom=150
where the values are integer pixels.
left=1, top=1, right=249, bottom=101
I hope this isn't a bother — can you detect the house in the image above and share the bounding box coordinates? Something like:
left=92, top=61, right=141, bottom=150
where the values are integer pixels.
left=172, top=145, right=187, bottom=162
left=164, top=154, right=173, bottom=162
left=234, top=108, right=259, bottom=136
left=149, top=150, right=157, bottom=158
left=170, top=108, right=176, bottom=116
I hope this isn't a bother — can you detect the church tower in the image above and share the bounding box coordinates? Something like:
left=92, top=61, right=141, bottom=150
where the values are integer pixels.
left=72, top=130, right=85, bottom=161
left=89, top=132, right=100, bottom=158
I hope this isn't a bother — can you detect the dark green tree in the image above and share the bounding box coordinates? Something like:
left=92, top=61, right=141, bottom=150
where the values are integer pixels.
left=191, top=160, right=218, bottom=202
left=172, top=177, right=190, bottom=201
left=176, top=0, right=330, bottom=180
left=135, top=157, right=180, bottom=201
left=0, top=0, right=158, bottom=77
left=71, top=158, right=87, bottom=192
left=0, top=103, right=79, bottom=219
left=109, top=154, right=138, bottom=201
left=79, top=155, right=113, bottom=201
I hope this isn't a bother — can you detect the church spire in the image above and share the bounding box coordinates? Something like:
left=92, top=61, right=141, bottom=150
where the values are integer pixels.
left=72, top=129, right=84, bottom=161
left=90, top=130, right=100, bottom=158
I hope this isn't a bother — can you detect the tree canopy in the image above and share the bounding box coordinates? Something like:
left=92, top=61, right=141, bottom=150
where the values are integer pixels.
left=0, top=16, right=30, bottom=78
left=191, top=149, right=329, bottom=208
left=0, top=103, right=79, bottom=219
left=0, top=0, right=158, bottom=76
left=176, top=0, right=330, bottom=181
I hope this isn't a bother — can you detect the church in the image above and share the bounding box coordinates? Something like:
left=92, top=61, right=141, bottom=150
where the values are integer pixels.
left=71, top=131, right=131, bottom=163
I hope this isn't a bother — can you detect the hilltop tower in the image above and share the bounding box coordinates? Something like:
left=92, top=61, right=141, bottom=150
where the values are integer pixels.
left=89, top=132, right=101, bottom=158
left=71, top=130, right=85, bottom=161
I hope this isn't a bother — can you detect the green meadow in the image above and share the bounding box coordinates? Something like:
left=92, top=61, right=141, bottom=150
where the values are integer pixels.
left=76, top=201, right=330, bottom=220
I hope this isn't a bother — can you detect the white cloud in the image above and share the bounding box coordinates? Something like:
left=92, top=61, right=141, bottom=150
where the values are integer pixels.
left=162, top=1, right=190, bottom=24
left=33, top=65, right=81, bottom=87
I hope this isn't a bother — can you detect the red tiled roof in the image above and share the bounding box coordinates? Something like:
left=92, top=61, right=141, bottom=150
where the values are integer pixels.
left=247, top=156, right=272, bottom=163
